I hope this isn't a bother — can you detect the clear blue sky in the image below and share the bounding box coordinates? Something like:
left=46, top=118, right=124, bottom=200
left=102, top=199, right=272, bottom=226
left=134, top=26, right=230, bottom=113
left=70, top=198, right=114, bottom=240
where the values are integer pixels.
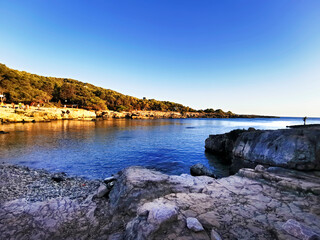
left=0, top=0, right=320, bottom=117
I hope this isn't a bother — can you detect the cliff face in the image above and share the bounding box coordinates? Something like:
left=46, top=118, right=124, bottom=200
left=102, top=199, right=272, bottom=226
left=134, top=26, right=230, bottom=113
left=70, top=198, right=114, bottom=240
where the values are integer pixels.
left=205, top=126, right=320, bottom=172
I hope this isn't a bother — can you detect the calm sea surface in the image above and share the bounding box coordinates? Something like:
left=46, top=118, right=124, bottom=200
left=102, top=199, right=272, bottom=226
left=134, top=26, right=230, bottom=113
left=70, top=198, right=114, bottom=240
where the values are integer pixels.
left=1, top=117, right=320, bottom=179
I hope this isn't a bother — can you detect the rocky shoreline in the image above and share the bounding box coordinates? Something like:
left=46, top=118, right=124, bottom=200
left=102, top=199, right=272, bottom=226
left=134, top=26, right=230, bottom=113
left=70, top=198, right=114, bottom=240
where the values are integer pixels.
left=0, top=106, right=277, bottom=124
left=96, top=110, right=277, bottom=120
left=0, top=164, right=101, bottom=203
left=0, top=106, right=97, bottom=123
left=1, top=126, right=320, bottom=239
left=1, top=162, right=320, bottom=240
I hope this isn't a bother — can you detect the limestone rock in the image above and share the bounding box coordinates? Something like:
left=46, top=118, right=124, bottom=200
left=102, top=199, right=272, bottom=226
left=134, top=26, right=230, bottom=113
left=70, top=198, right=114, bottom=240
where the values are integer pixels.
left=125, top=202, right=179, bottom=240
left=187, top=217, right=204, bottom=232
left=95, top=184, right=109, bottom=198
left=104, top=176, right=116, bottom=184
left=108, top=166, right=170, bottom=213
left=211, top=229, right=222, bottom=240
left=254, top=164, right=266, bottom=172
left=282, top=219, right=320, bottom=240
left=146, top=203, right=178, bottom=225
left=1, top=164, right=320, bottom=240
left=205, top=126, right=320, bottom=171
left=205, top=130, right=244, bottom=163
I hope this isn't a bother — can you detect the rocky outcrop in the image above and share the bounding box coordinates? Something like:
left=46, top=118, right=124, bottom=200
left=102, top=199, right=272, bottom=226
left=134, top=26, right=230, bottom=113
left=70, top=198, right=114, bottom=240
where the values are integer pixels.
left=96, top=110, right=278, bottom=120
left=97, top=110, right=186, bottom=119
left=1, top=164, right=320, bottom=240
left=205, top=129, right=256, bottom=162
left=0, top=107, right=96, bottom=123
left=111, top=166, right=320, bottom=240
left=205, top=126, right=320, bottom=172
left=1, top=107, right=278, bottom=123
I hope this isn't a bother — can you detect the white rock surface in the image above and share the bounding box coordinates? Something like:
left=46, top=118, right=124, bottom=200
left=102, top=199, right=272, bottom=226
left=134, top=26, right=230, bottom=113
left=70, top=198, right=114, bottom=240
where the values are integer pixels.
left=187, top=217, right=204, bottom=232
left=146, top=203, right=178, bottom=225
left=282, top=219, right=320, bottom=240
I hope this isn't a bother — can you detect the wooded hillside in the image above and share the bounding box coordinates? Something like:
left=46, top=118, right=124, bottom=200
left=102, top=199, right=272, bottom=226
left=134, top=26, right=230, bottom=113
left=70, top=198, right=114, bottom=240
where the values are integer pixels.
left=0, top=64, right=197, bottom=112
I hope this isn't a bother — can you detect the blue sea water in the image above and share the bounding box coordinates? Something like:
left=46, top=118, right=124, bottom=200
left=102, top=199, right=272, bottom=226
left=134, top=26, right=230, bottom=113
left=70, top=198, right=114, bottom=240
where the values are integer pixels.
left=1, top=117, right=320, bottom=179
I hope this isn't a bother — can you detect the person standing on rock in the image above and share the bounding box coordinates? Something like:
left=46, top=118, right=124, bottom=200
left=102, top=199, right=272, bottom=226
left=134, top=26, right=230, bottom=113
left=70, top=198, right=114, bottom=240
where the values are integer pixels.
left=303, top=116, right=307, bottom=125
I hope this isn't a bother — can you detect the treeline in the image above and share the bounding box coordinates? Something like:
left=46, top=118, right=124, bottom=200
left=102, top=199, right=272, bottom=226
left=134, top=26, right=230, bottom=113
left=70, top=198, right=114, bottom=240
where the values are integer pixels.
left=0, top=64, right=197, bottom=112
left=0, top=63, right=240, bottom=116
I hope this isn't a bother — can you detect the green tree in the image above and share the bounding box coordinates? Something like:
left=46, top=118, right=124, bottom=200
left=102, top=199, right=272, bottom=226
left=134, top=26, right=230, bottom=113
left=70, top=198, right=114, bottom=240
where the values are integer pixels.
left=60, top=83, right=75, bottom=102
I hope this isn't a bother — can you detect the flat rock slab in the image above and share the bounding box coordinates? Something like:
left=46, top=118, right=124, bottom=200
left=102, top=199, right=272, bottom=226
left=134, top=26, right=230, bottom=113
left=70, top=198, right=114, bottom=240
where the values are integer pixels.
left=282, top=219, right=320, bottom=240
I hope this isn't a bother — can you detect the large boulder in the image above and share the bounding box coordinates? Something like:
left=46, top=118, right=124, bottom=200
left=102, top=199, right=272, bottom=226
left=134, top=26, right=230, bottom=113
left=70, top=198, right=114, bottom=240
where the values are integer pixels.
left=205, top=126, right=320, bottom=171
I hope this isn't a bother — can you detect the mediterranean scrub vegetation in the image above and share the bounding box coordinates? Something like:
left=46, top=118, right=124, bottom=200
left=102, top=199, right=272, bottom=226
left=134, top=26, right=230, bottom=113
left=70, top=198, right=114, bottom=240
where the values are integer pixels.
left=0, top=63, right=242, bottom=118
left=0, top=64, right=196, bottom=112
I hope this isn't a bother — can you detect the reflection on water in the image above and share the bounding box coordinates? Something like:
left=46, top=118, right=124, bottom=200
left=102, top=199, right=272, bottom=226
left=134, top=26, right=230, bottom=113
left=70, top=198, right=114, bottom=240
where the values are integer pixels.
left=0, top=117, right=320, bottom=179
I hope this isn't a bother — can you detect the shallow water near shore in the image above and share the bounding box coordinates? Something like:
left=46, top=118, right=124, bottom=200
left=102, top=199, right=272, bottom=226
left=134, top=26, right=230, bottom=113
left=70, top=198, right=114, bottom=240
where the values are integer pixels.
left=1, top=117, right=320, bottom=179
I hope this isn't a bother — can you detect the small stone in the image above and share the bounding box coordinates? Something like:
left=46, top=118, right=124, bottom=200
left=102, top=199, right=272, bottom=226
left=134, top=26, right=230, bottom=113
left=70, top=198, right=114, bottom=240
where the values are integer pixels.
left=211, top=229, right=222, bottom=240
left=95, top=184, right=109, bottom=198
left=254, top=165, right=266, bottom=172
left=186, top=217, right=204, bottom=232
left=282, top=219, right=320, bottom=240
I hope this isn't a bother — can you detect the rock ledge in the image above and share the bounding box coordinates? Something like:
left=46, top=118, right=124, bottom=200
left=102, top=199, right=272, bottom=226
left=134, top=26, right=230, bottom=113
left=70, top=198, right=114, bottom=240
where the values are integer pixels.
left=1, top=164, right=320, bottom=239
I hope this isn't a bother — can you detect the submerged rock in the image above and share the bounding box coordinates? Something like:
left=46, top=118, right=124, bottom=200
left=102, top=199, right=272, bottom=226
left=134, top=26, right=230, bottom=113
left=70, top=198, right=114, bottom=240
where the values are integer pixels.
left=190, top=163, right=217, bottom=178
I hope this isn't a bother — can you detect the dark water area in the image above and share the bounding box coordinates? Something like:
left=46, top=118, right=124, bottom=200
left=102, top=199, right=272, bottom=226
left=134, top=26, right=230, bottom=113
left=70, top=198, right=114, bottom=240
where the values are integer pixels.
left=1, top=117, right=320, bottom=179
